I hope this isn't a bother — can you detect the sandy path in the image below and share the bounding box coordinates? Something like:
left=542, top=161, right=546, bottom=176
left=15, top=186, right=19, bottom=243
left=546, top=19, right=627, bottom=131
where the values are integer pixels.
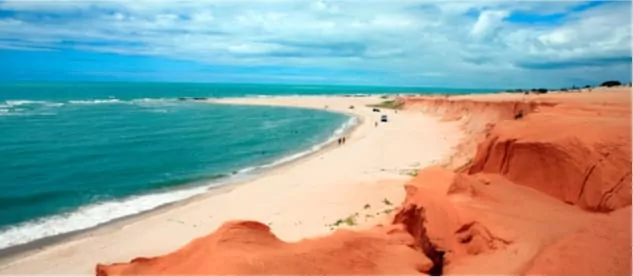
left=0, top=96, right=462, bottom=274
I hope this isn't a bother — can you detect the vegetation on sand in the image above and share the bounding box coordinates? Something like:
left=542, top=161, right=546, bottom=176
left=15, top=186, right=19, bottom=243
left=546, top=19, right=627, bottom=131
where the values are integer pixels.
left=506, top=80, right=625, bottom=94
left=600, top=80, right=622, bottom=87
left=406, top=169, right=419, bottom=177
left=368, top=100, right=404, bottom=110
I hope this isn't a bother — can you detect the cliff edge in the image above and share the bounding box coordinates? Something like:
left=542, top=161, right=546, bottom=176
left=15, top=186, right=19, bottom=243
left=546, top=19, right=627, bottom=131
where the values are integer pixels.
left=96, top=89, right=631, bottom=276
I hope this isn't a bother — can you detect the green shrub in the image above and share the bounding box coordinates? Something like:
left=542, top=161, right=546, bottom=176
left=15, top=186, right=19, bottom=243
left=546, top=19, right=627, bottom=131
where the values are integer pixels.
left=600, top=80, right=622, bottom=87
left=368, top=100, right=404, bottom=110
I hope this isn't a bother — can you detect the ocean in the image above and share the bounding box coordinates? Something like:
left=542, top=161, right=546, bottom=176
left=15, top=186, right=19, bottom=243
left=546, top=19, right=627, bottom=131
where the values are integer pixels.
left=0, top=82, right=496, bottom=250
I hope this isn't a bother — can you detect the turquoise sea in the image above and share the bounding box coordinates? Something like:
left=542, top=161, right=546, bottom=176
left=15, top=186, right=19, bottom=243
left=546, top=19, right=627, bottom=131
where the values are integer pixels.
left=0, top=82, right=496, bottom=249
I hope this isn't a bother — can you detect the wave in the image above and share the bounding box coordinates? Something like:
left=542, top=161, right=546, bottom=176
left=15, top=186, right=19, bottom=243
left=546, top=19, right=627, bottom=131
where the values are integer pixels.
left=1, top=100, right=64, bottom=116
left=0, top=98, right=181, bottom=116
left=130, top=98, right=174, bottom=103
left=130, top=98, right=179, bottom=108
left=4, top=100, right=50, bottom=107
left=68, top=99, right=123, bottom=105
left=0, top=108, right=43, bottom=117
left=0, top=181, right=219, bottom=250
left=67, top=98, right=181, bottom=108
left=44, top=102, right=64, bottom=107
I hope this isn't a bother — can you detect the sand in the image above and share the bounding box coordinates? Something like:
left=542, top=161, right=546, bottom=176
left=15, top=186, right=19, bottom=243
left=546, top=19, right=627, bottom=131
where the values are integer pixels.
left=0, top=95, right=463, bottom=274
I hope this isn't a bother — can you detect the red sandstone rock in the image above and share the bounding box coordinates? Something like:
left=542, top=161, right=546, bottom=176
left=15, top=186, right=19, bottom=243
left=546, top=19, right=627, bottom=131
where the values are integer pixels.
left=526, top=207, right=632, bottom=276
left=96, top=220, right=433, bottom=276
left=400, top=90, right=631, bottom=275
left=467, top=101, right=631, bottom=211
left=391, top=167, right=510, bottom=265
left=404, top=91, right=632, bottom=212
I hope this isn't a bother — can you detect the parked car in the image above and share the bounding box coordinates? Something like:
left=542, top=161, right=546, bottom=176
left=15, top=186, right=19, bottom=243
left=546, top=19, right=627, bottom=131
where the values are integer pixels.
left=349, top=105, right=355, bottom=109
left=381, top=115, right=388, bottom=122
left=372, top=108, right=381, bottom=112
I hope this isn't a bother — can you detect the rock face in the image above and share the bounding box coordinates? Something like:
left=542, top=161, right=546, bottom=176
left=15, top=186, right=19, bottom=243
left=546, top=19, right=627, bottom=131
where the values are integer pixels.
left=402, top=97, right=543, bottom=170
left=468, top=108, right=631, bottom=211
left=390, top=166, right=515, bottom=274
left=406, top=91, right=632, bottom=212
left=96, top=221, right=433, bottom=276
left=399, top=90, right=631, bottom=275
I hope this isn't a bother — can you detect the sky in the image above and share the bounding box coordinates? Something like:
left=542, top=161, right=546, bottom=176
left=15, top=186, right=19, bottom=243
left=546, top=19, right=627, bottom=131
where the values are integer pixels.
left=0, top=0, right=631, bottom=89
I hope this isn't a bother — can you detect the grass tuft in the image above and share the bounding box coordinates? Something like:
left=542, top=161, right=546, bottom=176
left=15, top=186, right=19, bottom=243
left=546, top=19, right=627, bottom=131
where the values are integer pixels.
left=383, top=198, right=393, bottom=206
left=368, top=100, right=404, bottom=110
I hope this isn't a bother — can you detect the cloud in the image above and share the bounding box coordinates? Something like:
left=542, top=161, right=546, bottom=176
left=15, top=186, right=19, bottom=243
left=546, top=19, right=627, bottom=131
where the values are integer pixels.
left=470, top=10, right=510, bottom=38
left=517, top=56, right=632, bottom=70
left=0, top=0, right=630, bottom=88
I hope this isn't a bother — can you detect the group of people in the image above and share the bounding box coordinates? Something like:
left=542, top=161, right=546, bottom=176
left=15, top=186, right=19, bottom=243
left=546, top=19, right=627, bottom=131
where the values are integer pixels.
left=337, top=137, right=347, bottom=145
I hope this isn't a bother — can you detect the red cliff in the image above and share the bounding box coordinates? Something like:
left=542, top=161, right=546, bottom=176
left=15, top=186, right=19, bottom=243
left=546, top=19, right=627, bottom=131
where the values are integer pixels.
left=97, top=89, right=631, bottom=276
left=405, top=91, right=631, bottom=211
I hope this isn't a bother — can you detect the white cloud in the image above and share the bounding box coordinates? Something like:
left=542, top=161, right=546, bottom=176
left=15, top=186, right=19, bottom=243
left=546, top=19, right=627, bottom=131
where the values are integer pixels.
left=0, top=0, right=630, bottom=87
left=470, top=10, right=510, bottom=38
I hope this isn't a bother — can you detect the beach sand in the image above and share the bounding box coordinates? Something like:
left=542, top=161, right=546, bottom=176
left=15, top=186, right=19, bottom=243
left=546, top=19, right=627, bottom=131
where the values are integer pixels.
left=0, top=95, right=463, bottom=274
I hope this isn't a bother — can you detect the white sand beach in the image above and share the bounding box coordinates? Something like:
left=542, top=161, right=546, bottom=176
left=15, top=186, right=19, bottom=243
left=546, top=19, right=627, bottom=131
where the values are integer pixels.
left=0, top=95, right=463, bottom=274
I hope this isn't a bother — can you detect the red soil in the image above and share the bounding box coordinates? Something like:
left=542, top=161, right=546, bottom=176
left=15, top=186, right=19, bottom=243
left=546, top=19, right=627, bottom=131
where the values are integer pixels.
left=96, top=221, right=433, bottom=276
left=97, top=89, right=632, bottom=276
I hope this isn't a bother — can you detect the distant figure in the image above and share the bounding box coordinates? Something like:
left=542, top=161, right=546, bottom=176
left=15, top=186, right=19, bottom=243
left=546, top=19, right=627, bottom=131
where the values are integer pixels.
left=375, top=122, right=378, bottom=127
left=342, top=137, right=346, bottom=144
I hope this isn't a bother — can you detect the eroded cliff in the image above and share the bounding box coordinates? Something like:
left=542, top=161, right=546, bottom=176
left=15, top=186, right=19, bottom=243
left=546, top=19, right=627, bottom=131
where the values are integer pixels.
left=96, top=89, right=632, bottom=276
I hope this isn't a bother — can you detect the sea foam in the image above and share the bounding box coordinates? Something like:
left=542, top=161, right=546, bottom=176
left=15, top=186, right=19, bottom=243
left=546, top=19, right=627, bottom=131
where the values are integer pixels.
left=0, top=184, right=213, bottom=249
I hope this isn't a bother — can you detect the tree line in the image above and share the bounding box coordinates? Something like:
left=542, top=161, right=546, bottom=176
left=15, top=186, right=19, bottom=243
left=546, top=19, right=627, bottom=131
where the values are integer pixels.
left=504, top=80, right=631, bottom=94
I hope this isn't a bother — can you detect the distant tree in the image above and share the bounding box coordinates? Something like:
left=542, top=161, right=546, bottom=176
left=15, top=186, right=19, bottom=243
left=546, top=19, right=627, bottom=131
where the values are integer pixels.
left=600, top=80, right=622, bottom=87
left=536, top=88, right=548, bottom=94
left=530, top=88, right=537, bottom=92
left=583, top=85, right=591, bottom=89
left=560, top=88, right=568, bottom=92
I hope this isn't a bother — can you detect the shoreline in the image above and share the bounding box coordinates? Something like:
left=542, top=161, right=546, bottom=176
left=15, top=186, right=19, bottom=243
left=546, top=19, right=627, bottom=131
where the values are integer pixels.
left=0, top=95, right=463, bottom=274
left=0, top=102, right=363, bottom=266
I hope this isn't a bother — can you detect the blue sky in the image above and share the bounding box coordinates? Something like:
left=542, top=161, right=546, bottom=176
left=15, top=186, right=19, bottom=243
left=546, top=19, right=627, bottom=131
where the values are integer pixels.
left=0, top=0, right=631, bottom=88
